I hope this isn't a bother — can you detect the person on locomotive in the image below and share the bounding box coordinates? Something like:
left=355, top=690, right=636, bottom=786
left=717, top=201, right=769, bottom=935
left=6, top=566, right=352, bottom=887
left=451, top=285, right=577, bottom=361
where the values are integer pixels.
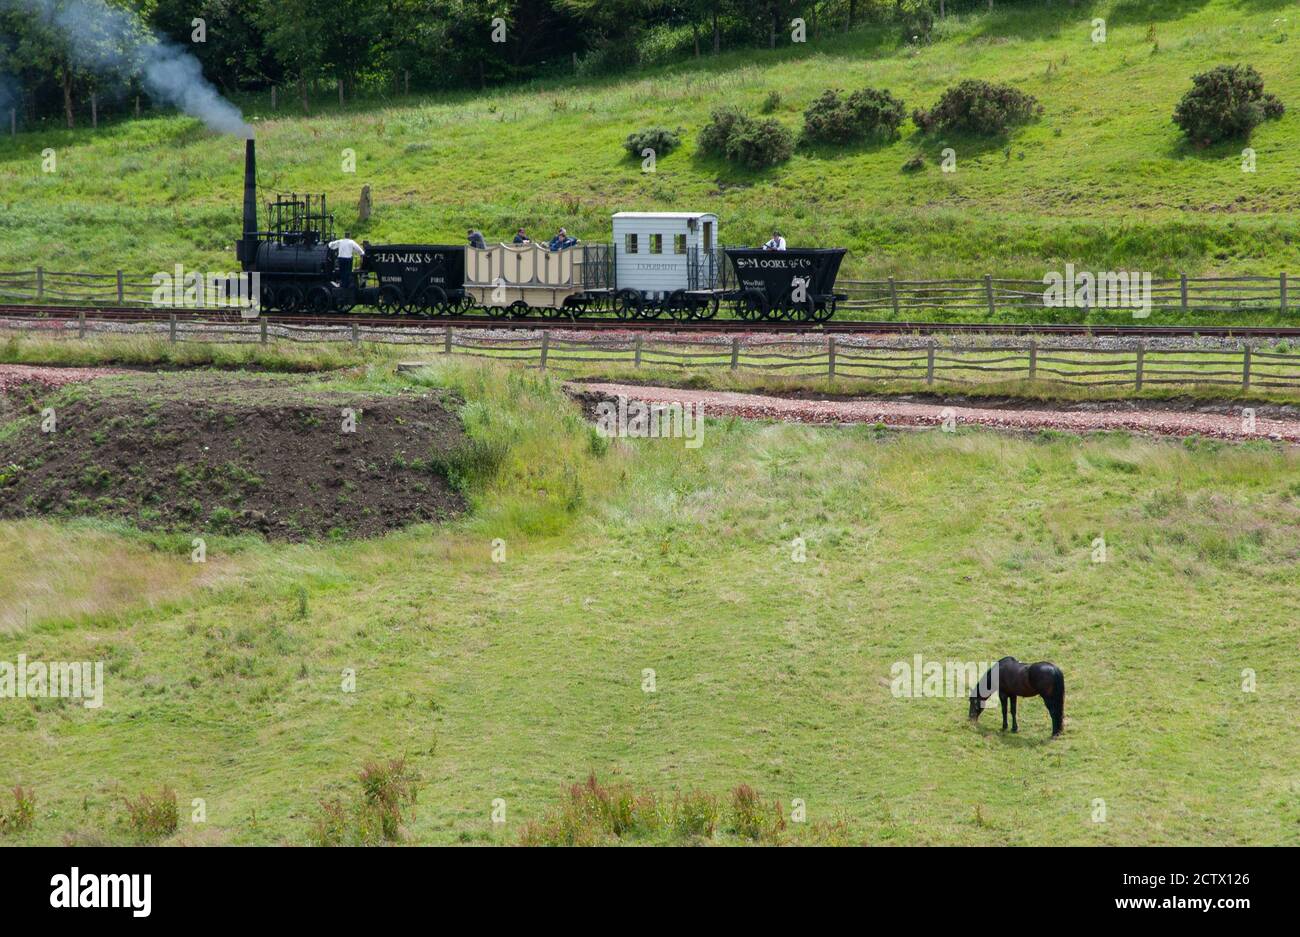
left=547, top=228, right=577, bottom=251
left=467, top=228, right=487, bottom=249
left=328, top=232, right=366, bottom=288
left=513, top=228, right=531, bottom=245
left=763, top=230, right=787, bottom=251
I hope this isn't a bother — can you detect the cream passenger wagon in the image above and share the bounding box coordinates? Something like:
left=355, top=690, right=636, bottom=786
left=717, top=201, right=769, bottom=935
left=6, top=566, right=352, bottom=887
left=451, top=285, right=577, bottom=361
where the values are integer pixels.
left=463, top=241, right=613, bottom=318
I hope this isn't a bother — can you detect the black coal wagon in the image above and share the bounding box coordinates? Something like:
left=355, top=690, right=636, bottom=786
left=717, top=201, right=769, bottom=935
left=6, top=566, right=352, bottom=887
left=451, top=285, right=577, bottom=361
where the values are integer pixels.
left=361, top=244, right=469, bottom=316
left=722, top=247, right=847, bottom=322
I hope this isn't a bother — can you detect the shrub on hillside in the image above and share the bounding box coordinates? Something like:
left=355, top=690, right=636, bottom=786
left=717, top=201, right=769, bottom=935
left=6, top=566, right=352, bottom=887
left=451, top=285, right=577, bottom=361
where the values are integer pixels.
left=0, top=786, right=36, bottom=835
left=120, top=786, right=178, bottom=843
left=912, top=79, right=1043, bottom=135
left=802, top=87, right=907, bottom=145
left=1173, top=64, right=1285, bottom=144
left=699, top=106, right=794, bottom=169
left=311, top=758, right=420, bottom=846
left=623, top=126, right=683, bottom=159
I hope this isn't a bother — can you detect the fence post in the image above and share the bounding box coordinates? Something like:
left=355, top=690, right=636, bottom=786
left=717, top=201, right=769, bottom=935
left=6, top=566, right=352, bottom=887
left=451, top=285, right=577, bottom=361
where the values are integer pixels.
left=926, top=340, right=936, bottom=385
left=1028, top=340, right=1037, bottom=381
left=827, top=336, right=836, bottom=379
left=444, top=326, right=454, bottom=355
left=888, top=276, right=899, bottom=317
left=260, top=317, right=268, bottom=345
left=634, top=334, right=643, bottom=368
left=35, top=266, right=43, bottom=302
left=350, top=321, right=359, bottom=348
left=1242, top=345, right=1252, bottom=391
left=77, top=310, right=85, bottom=339
left=169, top=313, right=177, bottom=343
left=1281, top=272, right=1288, bottom=315
left=115, top=270, right=124, bottom=304
left=730, top=337, right=740, bottom=370
left=1135, top=342, right=1145, bottom=391
left=1180, top=274, right=1188, bottom=312
left=540, top=330, right=550, bottom=370
left=984, top=274, right=995, bottom=316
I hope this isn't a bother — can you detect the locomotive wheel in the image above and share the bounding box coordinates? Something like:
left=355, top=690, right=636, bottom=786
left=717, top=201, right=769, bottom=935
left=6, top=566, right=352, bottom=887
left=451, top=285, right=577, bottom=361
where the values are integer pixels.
left=260, top=284, right=278, bottom=313
left=376, top=286, right=404, bottom=316
left=305, top=286, right=334, bottom=314
left=613, top=289, right=642, bottom=321
left=735, top=289, right=768, bottom=322
left=276, top=285, right=304, bottom=313
left=508, top=300, right=531, bottom=319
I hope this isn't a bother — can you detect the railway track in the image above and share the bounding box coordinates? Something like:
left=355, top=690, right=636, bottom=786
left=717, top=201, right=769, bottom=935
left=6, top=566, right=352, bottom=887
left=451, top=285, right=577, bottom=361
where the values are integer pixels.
left=3, top=302, right=1299, bottom=338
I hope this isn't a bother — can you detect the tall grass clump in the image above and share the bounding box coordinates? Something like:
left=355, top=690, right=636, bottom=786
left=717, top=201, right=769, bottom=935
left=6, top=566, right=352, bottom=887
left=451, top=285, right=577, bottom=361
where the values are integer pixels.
left=311, top=758, right=420, bottom=846
left=120, top=785, right=178, bottom=843
left=518, top=773, right=661, bottom=845
left=0, top=786, right=36, bottom=835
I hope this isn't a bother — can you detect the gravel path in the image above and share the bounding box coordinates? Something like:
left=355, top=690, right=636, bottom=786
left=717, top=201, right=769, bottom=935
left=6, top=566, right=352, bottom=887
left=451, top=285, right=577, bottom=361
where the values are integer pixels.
left=570, top=381, right=1300, bottom=443
left=0, top=364, right=122, bottom=392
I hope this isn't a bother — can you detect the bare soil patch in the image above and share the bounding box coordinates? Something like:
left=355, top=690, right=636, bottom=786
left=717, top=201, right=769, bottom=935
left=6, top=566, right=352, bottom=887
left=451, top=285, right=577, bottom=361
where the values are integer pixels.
left=0, top=374, right=467, bottom=540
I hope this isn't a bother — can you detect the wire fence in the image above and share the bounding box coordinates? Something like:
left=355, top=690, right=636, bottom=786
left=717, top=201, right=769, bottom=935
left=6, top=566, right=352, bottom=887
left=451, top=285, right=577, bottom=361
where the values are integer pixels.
left=0, top=268, right=1296, bottom=319
left=4, top=312, right=1299, bottom=393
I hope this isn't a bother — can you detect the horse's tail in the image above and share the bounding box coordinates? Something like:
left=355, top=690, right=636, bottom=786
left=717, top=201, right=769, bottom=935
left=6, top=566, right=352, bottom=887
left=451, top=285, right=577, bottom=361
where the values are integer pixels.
left=1048, top=667, right=1065, bottom=736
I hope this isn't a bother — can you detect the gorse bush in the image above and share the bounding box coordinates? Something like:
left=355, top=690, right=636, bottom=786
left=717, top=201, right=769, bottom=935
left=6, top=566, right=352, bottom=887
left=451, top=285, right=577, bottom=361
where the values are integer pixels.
left=311, top=758, right=420, bottom=846
left=802, top=87, right=907, bottom=145
left=698, top=106, right=794, bottom=169
left=623, top=126, right=683, bottom=159
left=121, top=785, right=178, bottom=843
left=912, top=79, right=1043, bottom=135
left=1173, top=65, right=1285, bottom=143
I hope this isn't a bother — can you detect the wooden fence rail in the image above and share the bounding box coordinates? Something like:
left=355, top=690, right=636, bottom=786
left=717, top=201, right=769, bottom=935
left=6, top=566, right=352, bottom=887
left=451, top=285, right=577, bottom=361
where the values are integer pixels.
left=3, top=312, right=1299, bottom=394
left=0, top=268, right=1296, bottom=319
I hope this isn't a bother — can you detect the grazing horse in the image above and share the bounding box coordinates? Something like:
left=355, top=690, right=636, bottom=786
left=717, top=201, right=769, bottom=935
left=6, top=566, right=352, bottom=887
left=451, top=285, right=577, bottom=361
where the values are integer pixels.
left=968, top=657, right=1065, bottom=737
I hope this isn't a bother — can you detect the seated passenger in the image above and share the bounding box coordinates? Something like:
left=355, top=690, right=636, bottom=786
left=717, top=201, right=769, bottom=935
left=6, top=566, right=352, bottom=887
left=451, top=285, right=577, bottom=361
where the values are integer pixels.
left=512, top=228, right=531, bottom=245
left=548, top=228, right=576, bottom=251
left=467, top=228, right=487, bottom=249
left=763, top=230, right=787, bottom=251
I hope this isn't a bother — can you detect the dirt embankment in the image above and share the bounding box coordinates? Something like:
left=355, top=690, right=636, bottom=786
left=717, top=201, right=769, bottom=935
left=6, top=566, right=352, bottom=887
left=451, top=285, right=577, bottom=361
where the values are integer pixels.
left=0, top=378, right=468, bottom=540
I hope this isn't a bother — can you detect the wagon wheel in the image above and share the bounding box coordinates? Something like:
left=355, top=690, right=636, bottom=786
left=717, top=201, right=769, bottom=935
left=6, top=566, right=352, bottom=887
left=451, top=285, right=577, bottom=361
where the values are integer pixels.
left=638, top=299, right=664, bottom=321
left=485, top=303, right=510, bottom=319
left=812, top=296, right=837, bottom=323
left=694, top=295, right=719, bottom=321
left=667, top=289, right=691, bottom=321
left=613, top=289, right=642, bottom=321
left=734, top=289, right=768, bottom=322
left=260, top=284, right=278, bottom=313
left=508, top=300, right=531, bottom=319
left=376, top=286, right=405, bottom=316
left=414, top=283, right=447, bottom=319
left=276, top=285, right=304, bottom=313
left=305, top=286, right=334, bottom=315
left=562, top=296, right=588, bottom=319
left=449, top=293, right=475, bottom=316
left=785, top=291, right=817, bottom=322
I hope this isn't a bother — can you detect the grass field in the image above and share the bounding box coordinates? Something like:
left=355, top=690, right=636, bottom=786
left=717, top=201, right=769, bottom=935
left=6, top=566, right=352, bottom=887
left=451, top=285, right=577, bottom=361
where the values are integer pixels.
left=0, top=359, right=1296, bottom=845
left=1, top=1, right=1299, bottom=286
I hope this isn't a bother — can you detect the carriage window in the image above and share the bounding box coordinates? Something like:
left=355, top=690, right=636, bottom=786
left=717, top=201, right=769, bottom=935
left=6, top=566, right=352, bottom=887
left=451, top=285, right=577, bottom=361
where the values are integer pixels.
left=625, top=233, right=638, bottom=254
left=674, top=234, right=686, bottom=254
left=702, top=221, right=713, bottom=252
left=650, top=234, right=662, bottom=254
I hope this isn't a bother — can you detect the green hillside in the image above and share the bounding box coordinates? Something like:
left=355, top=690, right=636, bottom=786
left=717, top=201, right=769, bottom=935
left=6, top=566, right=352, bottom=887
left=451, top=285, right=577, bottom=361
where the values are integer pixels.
left=1, top=1, right=1298, bottom=282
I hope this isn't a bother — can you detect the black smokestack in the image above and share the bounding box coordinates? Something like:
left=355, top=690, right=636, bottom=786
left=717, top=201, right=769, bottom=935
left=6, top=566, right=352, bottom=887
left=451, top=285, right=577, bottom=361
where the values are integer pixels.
left=241, top=139, right=258, bottom=271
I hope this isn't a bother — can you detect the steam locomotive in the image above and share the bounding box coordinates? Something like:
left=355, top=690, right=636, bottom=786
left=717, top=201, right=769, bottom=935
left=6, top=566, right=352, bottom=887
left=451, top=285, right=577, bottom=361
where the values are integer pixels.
left=235, top=140, right=846, bottom=321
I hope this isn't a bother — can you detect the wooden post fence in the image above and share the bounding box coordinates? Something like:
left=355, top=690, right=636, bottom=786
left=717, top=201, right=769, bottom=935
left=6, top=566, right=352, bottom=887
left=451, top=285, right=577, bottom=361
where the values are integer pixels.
left=350, top=321, right=359, bottom=347
left=634, top=334, right=643, bottom=367
left=888, top=276, right=899, bottom=317
left=1242, top=345, right=1252, bottom=391
left=730, top=337, right=740, bottom=370
left=1135, top=342, right=1145, bottom=391
left=260, top=317, right=268, bottom=344
left=1282, top=272, right=1289, bottom=315
left=1027, top=340, right=1037, bottom=381
left=115, top=269, right=124, bottom=304
left=539, top=330, right=550, bottom=370
left=168, top=313, right=177, bottom=343
left=926, top=341, right=936, bottom=385
left=444, top=326, right=453, bottom=355
left=77, top=310, right=86, bottom=339
left=35, top=266, right=43, bottom=301
left=1180, top=274, right=1189, bottom=312
left=827, top=336, right=837, bottom=378
left=984, top=274, right=995, bottom=316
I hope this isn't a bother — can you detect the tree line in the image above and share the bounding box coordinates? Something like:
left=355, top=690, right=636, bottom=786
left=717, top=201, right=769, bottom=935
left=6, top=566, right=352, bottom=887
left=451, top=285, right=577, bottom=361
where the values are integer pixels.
left=0, top=0, right=1023, bottom=129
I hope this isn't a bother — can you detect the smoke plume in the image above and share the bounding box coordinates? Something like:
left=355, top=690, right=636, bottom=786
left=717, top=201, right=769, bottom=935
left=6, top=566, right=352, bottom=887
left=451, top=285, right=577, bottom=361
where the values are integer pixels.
left=9, top=0, right=252, bottom=136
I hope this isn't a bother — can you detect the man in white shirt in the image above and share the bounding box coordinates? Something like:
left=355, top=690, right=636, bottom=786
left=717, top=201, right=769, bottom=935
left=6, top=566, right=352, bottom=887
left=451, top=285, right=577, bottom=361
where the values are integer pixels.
left=763, top=230, right=787, bottom=251
left=328, top=232, right=365, bottom=288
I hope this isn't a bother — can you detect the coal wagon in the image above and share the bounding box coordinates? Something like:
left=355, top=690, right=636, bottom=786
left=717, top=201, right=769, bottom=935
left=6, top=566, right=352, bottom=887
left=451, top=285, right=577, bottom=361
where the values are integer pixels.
left=723, top=247, right=847, bottom=322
